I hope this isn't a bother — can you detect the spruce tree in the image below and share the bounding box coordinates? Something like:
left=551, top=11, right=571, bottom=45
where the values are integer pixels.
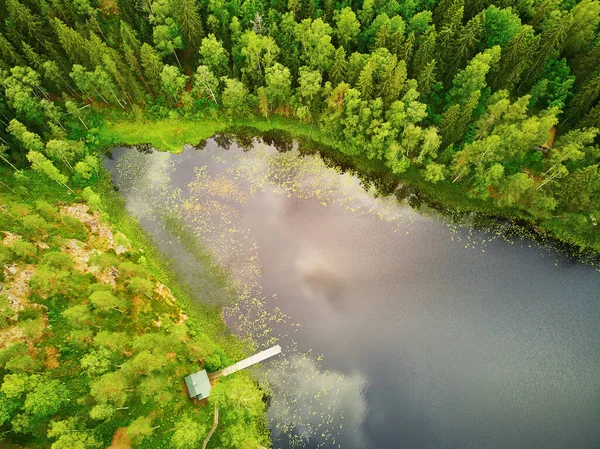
left=53, top=19, right=91, bottom=68
left=175, top=0, right=204, bottom=52
left=396, top=32, right=415, bottom=65
left=415, top=59, right=437, bottom=97
left=21, top=43, right=43, bottom=72
left=520, top=13, right=573, bottom=90
left=411, top=29, right=436, bottom=79
left=6, top=0, right=44, bottom=46
left=380, top=60, right=407, bottom=106
left=0, top=33, right=22, bottom=69
left=433, top=0, right=464, bottom=27
left=446, top=13, right=483, bottom=82
left=439, top=104, right=461, bottom=147
left=572, top=40, right=600, bottom=85
left=490, top=26, right=537, bottom=91
left=140, top=43, right=165, bottom=93
left=329, top=47, right=348, bottom=86
left=566, top=73, right=600, bottom=122
left=356, top=59, right=375, bottom=100
left=581, top=102, right=600, bottom=128
left=374, top=23, right=391, bottom=51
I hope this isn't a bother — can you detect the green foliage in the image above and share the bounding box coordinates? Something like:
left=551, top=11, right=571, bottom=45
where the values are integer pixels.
left=1, top=2, right=600, bottom=446
left=23, top=378, right=69, bottom=417
left=126, top=415, right=155, bottom=444
left=222, top=78, right=251, bottom=116
left=10, top=239, right=38, bottom=262
left=170, top=415, right=206, bottom=449
left=89, top=291, right=126, bottom=312
left=483, top=6, right=523, bottom=47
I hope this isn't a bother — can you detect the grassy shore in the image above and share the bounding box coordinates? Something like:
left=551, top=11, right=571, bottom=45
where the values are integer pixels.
left=98, top=114, right=600, bottom=257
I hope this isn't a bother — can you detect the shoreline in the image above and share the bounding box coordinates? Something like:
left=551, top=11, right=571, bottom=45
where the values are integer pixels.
left=98, top=116, right=600, bottom=264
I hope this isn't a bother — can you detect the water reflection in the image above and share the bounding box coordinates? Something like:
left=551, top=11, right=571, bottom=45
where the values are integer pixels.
left=104, top=137, right=600, bottom=449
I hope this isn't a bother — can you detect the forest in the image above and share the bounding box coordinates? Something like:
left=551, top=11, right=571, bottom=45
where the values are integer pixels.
left=0, top=0, right=599, bottom=447
left=0, top=0, right=599, bottom=251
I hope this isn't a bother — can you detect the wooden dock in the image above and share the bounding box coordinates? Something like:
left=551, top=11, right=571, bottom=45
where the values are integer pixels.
left=209, top=345, right=282, bottom=379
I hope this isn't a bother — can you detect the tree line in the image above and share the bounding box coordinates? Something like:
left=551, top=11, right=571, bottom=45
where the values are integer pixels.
left=0, top=0, right=599, bottom=247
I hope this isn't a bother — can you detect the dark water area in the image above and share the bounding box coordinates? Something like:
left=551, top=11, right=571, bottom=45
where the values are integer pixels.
left=104, top=137, right=600, bottom=449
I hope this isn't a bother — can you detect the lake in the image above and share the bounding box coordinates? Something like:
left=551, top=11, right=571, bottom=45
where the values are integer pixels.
left=104, top=135, right=600, bottom=449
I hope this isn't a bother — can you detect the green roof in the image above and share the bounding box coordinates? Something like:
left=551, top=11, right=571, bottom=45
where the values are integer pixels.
left=184, top=370, right=211, bottom=399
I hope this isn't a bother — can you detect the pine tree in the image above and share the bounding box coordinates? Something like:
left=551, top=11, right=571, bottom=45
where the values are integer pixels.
left=140, top=43, right=165, bottom=92
left=0, top=33, right=22, bottom=69
left=329, top=47, right=348, bottom=86
left=439, top=104, right=461, bottom=147
left=396, top=32, right=415, bottom=65
left=490, top=26, right=537, bottom=91
left=175, top=0, right=204, bottom=51
left=411, top=29, right=436, bottom=79
left=415, top=59, right=437, bottom=97
left=356, top=59, right=375, bottom=100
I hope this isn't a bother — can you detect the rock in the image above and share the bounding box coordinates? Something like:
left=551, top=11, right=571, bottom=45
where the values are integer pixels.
left=2, top=231, right=21, bottom=247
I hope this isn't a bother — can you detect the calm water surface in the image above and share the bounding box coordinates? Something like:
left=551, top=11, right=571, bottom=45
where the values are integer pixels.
left=104, top=138, right=600, bottom=449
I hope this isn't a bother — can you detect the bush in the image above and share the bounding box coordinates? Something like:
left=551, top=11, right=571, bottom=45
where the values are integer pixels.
left=10, top=240, right=38, bottom=262
left=57, top=215, right=88, bottom=240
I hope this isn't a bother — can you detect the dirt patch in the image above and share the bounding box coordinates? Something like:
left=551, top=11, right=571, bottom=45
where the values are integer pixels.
left=131, top=295, right=151, bottom=314
left=44, top=346, right=60, bottom=370
left=107, top=428, right=131, bottom=449
left=155, top=282, right=176, bottom=303
left=60, top=204, right=115, bottom=246
left=2, top=231, right=21, bottom=247
left=62, top=239, right=96, bottom=272
left=34, top=240, right=49, bottom=250
left=1, top=264, right=36, bottom=310
left=61, top=239, right=118, bottom=287
left=0, top=326, right=25, bottom=350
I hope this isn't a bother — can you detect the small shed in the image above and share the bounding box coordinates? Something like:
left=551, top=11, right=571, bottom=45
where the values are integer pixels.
left=184, top=369, right=212, bottom=400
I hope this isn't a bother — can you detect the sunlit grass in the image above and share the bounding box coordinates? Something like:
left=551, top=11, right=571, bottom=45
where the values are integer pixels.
left=100, top=118, right=225, bottom=152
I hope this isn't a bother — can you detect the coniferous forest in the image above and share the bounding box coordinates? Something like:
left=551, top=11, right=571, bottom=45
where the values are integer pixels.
left=1, top=0, right=600, bottom=448
left=0, top=0, right=600, bottom=249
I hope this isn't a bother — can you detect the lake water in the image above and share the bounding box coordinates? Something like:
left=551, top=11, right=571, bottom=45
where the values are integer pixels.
left=104, top=136, right=600, bottom=449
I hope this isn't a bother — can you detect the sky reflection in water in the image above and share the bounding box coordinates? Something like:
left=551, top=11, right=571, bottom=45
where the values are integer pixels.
left=105, top=138, right=600, bottom=449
